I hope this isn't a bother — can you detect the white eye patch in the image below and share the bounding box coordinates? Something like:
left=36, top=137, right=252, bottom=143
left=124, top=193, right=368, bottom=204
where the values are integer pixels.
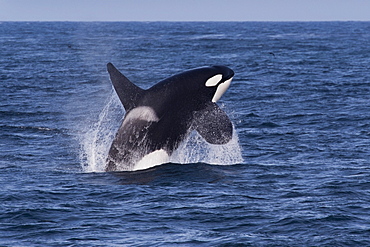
left=205, top=74, right=222, bottom=87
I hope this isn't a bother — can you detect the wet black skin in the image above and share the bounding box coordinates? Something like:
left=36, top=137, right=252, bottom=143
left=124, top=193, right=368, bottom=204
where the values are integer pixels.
left=106, top=63, right=234, bottom=171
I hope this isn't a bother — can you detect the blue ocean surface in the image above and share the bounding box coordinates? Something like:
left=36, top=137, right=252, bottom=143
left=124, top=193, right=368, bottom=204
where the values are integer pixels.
left=1, top=22, right=370, bottom=246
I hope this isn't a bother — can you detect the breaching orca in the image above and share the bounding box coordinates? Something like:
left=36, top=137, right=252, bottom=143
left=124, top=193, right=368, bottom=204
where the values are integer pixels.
left=105, top=63, right=234, bottom=171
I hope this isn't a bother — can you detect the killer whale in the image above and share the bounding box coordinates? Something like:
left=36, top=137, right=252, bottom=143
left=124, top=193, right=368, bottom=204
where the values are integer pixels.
left=106, top=63, right=234, bottom=171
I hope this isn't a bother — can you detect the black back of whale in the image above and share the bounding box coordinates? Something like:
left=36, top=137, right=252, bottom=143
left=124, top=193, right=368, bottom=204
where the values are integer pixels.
left=106, top=63, right=234, bottom=171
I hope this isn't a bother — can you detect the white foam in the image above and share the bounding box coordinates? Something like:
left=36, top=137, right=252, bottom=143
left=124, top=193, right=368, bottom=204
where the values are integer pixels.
left=79, top=91, right=123, bottom=173
left=170, top=128, right=243, bottom=165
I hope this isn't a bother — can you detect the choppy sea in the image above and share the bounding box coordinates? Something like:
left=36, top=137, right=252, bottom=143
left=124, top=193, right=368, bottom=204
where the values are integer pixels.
left=1, top=22, right=370, bottom=246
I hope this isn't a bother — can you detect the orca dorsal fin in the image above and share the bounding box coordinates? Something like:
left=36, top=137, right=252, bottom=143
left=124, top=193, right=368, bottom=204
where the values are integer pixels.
left=107, top=63, right=145, bottom=111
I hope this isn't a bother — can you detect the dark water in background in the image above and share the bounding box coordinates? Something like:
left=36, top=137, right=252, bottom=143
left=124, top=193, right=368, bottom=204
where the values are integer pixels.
left=1, top=22, right=370, bottom=246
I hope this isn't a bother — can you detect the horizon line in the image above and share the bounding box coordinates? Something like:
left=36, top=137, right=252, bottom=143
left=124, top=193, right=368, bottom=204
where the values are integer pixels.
left=2, top=20, right=370, bottom=23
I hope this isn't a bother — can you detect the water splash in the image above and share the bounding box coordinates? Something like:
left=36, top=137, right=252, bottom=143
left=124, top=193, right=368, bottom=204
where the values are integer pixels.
left=170, top=129, right=244, bottom=165
left=80, top=94, right=244, bottom=172
left=79, top=91, right=123, bottom=172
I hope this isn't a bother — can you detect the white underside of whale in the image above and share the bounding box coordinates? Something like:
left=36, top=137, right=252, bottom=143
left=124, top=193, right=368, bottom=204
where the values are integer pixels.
left=133, top=149, right=170, bottom=171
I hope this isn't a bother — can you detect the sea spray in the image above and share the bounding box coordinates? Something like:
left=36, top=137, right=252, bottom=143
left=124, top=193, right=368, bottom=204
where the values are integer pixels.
left=79, top=91, right=123, bottom=172
left=170, top=128, right=244, bottom=165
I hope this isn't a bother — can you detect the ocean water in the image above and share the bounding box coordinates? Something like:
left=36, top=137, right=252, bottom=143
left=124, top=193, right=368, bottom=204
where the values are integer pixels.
left=1, top=22, right=370, bottom=246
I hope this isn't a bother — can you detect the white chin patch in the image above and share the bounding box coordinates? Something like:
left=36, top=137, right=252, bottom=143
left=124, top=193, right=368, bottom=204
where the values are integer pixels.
left=133, top=149, right=170, bottom=171
left=205, top=74, right=222, bottom=87
left=212, top=77, right=232, bottom=102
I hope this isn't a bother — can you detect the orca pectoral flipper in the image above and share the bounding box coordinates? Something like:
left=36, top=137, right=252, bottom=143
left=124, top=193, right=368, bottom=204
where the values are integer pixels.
left=193, top=103, right=233, bottom=145
left=107, top=63, right=145, bottom=111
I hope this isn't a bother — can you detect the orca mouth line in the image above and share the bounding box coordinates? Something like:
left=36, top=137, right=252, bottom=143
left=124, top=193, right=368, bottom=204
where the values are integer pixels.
left=224, top=73, right=234, bottom=81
